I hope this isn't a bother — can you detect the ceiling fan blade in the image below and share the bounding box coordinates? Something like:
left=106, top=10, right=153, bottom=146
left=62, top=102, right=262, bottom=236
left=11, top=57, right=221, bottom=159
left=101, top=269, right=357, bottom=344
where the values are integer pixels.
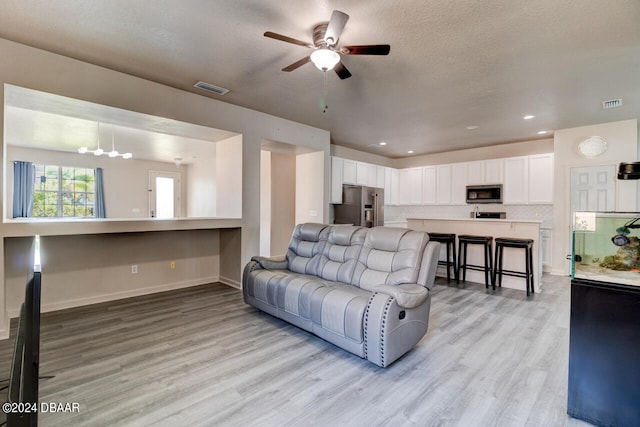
left=334, top=62, right=352, bottom=80
left=341, top=44, right=391, bottom=55
left=264, top=31, right=314, bottom=48
left=324, top=10, right=349, bottom=46
left=282, top=56, right=311, bottom=72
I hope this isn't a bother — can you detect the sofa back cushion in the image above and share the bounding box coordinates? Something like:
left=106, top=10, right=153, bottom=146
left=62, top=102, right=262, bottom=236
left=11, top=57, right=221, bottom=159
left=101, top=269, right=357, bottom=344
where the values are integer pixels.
left=316, top=226, right=367, bottom=283
left=286, top=223, right=329, bottom=274
left=351, top=227, right=429, bottom=291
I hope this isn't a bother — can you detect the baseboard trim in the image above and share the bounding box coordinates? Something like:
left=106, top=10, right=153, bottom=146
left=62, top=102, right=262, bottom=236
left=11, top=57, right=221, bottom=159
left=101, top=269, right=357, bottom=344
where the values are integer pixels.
left=6, top=276, right=220, bottom=319
left=219, top=276, right=241, bottom=289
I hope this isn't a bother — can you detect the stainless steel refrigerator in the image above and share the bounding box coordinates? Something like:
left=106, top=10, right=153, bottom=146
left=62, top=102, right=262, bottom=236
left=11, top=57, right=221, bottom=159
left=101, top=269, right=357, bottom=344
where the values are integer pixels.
left=333, top=185, right=384, bottom=227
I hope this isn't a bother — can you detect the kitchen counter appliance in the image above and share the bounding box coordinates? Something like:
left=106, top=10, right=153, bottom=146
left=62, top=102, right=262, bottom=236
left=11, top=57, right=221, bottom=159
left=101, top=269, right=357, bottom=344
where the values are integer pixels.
left=470, top=211, right=507, bottom=219
left=466, top=184, right=503, bottom=204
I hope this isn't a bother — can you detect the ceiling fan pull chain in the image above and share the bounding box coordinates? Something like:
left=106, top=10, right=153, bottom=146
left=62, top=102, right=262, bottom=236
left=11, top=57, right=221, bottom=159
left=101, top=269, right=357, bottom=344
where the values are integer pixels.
left=322, top=71, right=329, bottom=114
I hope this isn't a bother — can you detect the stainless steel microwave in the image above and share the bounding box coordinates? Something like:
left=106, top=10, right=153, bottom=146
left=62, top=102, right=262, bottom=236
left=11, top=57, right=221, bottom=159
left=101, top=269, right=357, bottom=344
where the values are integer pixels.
left=466, top=185, right=503, bottom=204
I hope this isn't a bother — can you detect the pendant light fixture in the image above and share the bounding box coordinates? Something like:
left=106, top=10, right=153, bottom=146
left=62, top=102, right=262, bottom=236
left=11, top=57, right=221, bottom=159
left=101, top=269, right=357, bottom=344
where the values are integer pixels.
left=79, top=123, right=132, bottom=159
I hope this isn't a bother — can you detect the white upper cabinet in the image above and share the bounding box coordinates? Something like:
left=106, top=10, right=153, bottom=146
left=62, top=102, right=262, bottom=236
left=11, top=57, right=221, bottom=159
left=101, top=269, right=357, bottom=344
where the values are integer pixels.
left=436, top=165, right=452, bottom=204
left=330, top=157, right=344, bottom=204
left=422, top=166, right=437, bottom=204
left=451, top=163, right=468, bottom=204
left=503, top=156, right=529, bottom=204
left=400, top=167, right=423, bottom=205
left=385, top=167, right=400, bottom=205
left=467, top=161, right=484, bottom=185
left=376, top=166, right=385, bottom=189
left=467, top=159, right=503, bottom=185
left=356, top=162, right=369, bottom=186
left=484, top=158, right=504, bottom=184
left=528, top=153, right=554, bottom=204
left=342, top=159, right=357, bottom=184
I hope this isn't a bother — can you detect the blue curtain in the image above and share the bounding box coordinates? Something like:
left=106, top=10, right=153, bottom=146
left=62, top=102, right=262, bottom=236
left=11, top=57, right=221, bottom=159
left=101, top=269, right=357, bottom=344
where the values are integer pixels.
left=12, top=161, right=35, bottom=218
left=95, top=167, right=106, bottom=218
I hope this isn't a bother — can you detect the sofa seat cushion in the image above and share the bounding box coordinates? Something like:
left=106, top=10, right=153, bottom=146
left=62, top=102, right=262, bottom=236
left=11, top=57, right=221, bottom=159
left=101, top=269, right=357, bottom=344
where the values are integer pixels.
left=247, top=269, right=342, bottom=320
left=310, top=284, right=370, bottom=342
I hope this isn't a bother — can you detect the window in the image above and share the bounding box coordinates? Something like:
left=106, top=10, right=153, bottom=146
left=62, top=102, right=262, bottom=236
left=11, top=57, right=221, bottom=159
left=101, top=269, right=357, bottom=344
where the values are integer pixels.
left=33, top=165, right=96, bottom=217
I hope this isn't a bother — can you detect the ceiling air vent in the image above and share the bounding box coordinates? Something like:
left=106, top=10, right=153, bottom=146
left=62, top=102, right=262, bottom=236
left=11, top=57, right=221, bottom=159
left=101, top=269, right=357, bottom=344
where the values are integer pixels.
left=194, top=81, right=230, bottom=95
left=602, top=98, right=622, bottom=109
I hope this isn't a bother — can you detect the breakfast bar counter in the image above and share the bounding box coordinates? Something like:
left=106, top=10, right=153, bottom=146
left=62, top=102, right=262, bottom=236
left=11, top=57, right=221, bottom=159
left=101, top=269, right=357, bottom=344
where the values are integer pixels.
left=407, top=218, right=543, bottom=292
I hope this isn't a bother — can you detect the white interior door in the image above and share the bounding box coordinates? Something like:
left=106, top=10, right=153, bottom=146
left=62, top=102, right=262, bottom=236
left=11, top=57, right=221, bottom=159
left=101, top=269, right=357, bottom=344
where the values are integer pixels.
left=567, top=165, right=615, bottom=273
left=149, top=171, right=181, bottom=218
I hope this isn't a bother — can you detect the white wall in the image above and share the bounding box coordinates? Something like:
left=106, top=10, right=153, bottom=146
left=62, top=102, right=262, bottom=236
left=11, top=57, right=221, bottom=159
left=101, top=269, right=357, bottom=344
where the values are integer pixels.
left=186, top=157, right=216, bottom=217
left=552, top=119, right=638, bottom=275
left=259, top=151, right=271, bottom=256
left=296, top=151, right=325, bottom=224
left=215, top=135, right=242, bottom=218
left=4, top=231, right=220, bottom=316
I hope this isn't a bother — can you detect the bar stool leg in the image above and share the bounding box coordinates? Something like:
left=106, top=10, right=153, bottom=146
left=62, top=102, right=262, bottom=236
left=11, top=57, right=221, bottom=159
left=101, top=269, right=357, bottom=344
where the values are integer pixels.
left=483, top=243, right=490, bottom=289
left=528, top=246, right=535, bottom=295
left=445, top=240, right=451, bottom=283
left=525, top=246, right=531, bottom=296
left=494, top=244, right=504, bottom=287
left=452, top=239, right=458, bottom=284
left=488, top=242, right=494, bottom=290
left=493, top=244, right=499, bottom=289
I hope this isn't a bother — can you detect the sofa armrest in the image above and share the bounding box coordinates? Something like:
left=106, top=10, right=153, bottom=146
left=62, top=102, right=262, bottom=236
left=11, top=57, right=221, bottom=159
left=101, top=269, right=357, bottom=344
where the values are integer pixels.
left=373, top=283, right=429, bottom=309
left=251, top=255, right=287, bottom=270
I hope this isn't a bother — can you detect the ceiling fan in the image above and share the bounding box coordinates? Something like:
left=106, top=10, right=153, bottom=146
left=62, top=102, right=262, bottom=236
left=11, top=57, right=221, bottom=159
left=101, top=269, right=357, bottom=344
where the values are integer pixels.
left=264, top=10, right=390, bottom=80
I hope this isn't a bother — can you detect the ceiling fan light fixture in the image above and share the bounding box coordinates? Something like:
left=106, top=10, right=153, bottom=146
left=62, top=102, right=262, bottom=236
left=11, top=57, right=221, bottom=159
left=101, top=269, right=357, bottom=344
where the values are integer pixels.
left=310, top=49, right=340, bottom=71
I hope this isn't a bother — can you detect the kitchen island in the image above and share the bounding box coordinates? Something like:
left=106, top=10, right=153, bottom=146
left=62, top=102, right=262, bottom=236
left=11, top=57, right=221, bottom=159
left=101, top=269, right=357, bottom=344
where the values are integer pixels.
left=407, top=218, right=542, bottom=292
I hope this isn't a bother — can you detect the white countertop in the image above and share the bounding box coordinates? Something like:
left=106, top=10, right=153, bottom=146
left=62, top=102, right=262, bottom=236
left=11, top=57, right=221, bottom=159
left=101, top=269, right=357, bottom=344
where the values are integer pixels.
left=407, top=217, right=543, bottom=224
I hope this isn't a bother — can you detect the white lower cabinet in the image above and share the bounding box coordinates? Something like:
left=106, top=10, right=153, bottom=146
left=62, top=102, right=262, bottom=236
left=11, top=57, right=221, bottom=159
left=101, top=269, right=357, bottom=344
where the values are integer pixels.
left=541, top=228, right=553, bottom=271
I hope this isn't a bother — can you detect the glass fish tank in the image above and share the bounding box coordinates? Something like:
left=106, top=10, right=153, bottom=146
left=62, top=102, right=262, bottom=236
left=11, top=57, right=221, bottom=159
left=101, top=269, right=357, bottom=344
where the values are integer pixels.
left=572, top=212, right=640, bottom=287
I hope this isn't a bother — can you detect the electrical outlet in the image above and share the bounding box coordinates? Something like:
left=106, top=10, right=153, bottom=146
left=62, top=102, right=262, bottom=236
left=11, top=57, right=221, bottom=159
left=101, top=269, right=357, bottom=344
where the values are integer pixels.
left=131, top=265, right=138, bottom=274
left=170, top=261, right=175, bottom=269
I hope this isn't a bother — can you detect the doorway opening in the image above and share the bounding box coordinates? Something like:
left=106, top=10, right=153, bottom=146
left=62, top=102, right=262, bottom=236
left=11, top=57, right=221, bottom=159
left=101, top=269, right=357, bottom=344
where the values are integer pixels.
left=149, top=171, right=181, bottom=218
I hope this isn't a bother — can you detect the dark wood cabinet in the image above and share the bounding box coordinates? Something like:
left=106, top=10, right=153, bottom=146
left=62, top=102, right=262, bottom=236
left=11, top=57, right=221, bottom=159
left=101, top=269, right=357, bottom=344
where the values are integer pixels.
left=568, top=278, right=640, bottom=427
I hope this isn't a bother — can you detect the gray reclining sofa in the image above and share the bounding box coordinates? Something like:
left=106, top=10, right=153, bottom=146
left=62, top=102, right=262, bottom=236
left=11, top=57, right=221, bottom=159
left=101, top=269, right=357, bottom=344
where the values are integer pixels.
left=242, top=223, right=440, bottom=367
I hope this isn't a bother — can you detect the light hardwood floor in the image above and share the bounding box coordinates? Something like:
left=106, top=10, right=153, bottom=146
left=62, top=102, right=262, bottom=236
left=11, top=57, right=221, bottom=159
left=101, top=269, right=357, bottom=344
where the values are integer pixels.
left=0, top=276, right=593, bottom=427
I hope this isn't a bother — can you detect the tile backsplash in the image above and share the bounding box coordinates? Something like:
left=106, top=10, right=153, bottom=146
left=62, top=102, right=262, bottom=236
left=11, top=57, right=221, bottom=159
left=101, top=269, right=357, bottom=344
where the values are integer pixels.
left=385, top=204, right=554, bottom=228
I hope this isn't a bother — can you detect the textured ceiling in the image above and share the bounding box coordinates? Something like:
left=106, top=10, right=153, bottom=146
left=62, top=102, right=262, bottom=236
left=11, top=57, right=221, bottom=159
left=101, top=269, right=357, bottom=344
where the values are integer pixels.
left=0, top=0, right=639, bottom=158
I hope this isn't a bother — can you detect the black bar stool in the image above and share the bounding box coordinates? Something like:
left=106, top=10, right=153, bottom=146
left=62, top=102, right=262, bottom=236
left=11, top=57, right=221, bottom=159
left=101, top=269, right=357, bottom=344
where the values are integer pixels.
left=458, top=235, right=494, bottom=289
left=493, top=238, right=535, bottom=296
left=428, top=233, right=457, bottom=283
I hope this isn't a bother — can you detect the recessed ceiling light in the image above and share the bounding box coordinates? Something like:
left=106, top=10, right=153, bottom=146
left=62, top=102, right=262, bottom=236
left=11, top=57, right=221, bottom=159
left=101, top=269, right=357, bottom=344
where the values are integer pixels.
left=407, top=150, right=414, bottom=154
left=537, top=130, right=549, bottom=135
left=379, top=141, right=387, bottom=146
left=523, top=115, right=535, bottom=120
left=466, top=125, right=479, bottom=130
